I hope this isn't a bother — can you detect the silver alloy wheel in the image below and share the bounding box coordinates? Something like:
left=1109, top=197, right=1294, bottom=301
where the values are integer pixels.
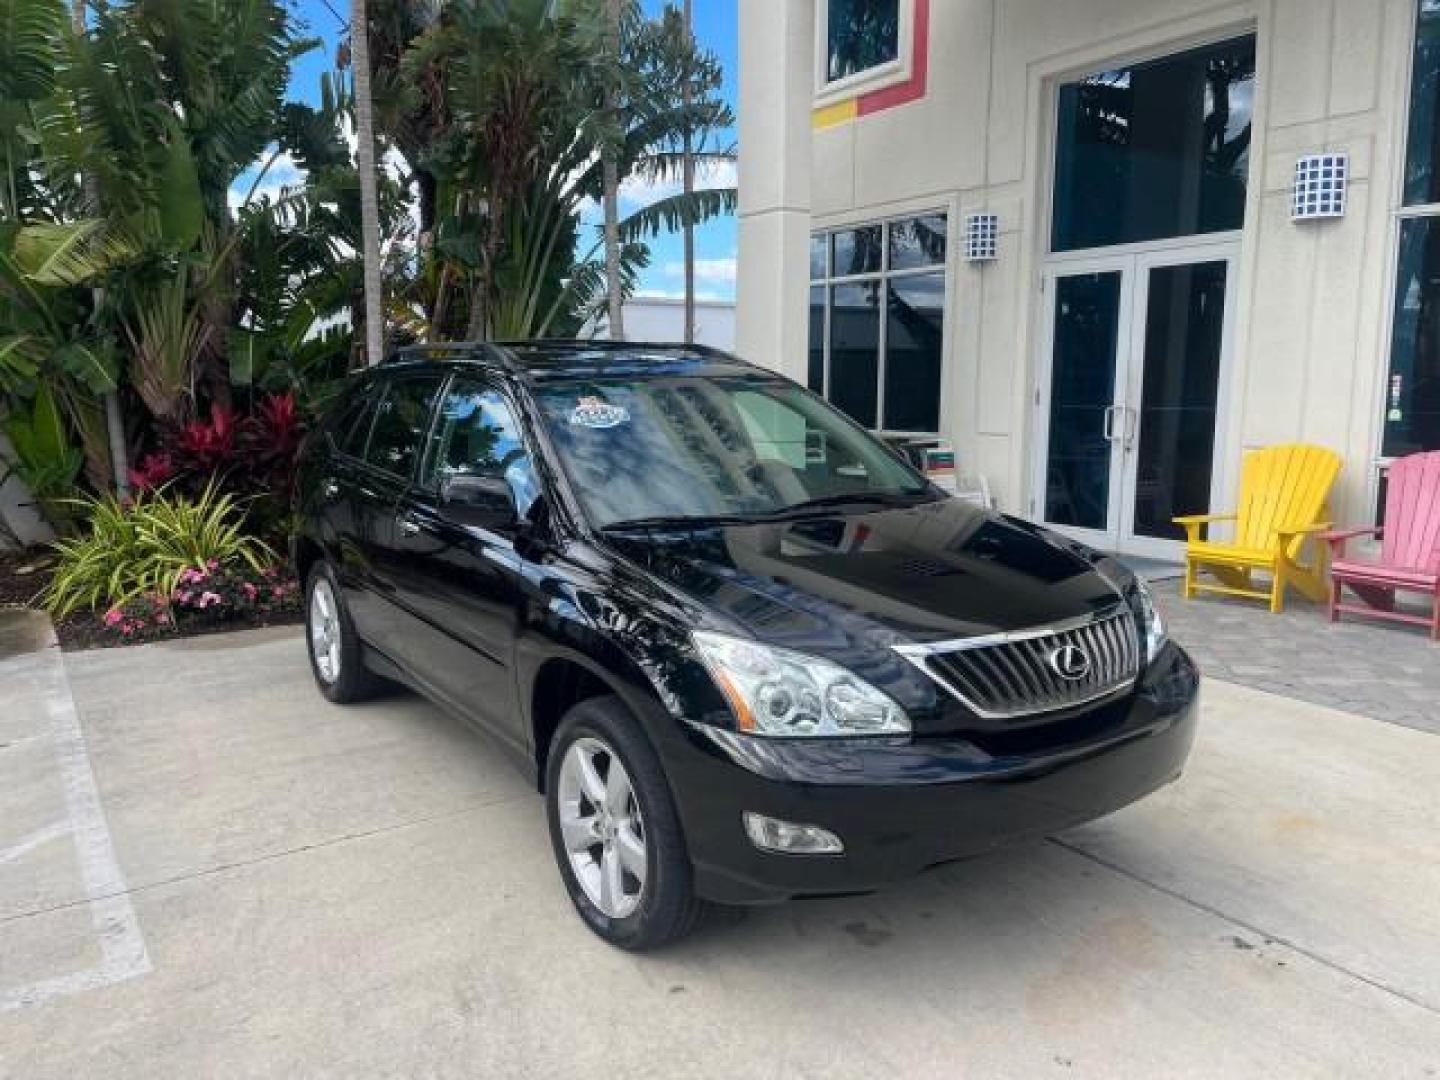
left=557, top=736, right=647, bottom=919
left=309, top=576, right=342, bottom=685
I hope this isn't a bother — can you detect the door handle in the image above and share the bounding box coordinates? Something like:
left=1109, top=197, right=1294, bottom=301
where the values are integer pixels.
left=1121, top=406, right=1138, bottom=449
left=1102, top=405, right=1119, bottom=441
left=397, top=514, right=421, bottom=538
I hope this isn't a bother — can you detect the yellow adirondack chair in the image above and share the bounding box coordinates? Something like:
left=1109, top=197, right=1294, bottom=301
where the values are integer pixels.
left=1174, top=444, right=1342, bottom=613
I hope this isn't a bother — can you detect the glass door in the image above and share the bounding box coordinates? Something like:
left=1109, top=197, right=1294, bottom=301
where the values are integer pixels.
left=1037, top=261, right=1134, bottom=552
left=1036, top=248, right=1235, bottom=560
left=1118, top=253, right=1234, bottom=560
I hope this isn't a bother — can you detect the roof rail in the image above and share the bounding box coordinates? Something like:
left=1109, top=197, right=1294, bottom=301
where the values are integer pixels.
left=495, top=339, right=747, bottom=364
left=383, top=342, right=516, bottom=370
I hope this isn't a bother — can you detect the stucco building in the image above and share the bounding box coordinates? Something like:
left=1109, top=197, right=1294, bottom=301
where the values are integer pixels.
left=737, top=0, right=1440, bottom=561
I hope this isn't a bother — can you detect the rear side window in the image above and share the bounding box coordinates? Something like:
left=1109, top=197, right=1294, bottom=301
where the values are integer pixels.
left=330, top=383, right=379, bottom=457
left=364, top=376, right=442, bottom=479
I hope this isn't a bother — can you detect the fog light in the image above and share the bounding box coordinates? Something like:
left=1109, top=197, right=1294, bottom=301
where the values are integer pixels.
left=743, top=813, right=844, bottom=855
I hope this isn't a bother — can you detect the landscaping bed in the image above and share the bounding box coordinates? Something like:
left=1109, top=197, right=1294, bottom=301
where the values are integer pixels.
left=0, top=547, right=302, bottom=652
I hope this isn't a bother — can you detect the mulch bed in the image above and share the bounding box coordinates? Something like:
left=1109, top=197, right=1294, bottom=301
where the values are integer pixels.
left=0, top=548, right=303, bottom=652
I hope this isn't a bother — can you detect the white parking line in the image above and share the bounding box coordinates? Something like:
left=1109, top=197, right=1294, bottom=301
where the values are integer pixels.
left=0, top=626, right=151, bottom=1013
left=0, top=820, right=71, bottom=868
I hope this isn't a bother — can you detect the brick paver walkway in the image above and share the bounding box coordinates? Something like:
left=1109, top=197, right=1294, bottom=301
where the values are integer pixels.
left=1153, top=579, right=1439, bottom=734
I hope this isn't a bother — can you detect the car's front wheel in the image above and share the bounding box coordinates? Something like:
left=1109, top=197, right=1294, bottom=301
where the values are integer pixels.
left=305, top=562, right=383, bottom=704
left=545, top=696, right=706, bottom=950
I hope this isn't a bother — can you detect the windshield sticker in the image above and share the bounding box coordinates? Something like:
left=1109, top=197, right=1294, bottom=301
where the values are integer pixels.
left=569, top=396, right=630, bottom=429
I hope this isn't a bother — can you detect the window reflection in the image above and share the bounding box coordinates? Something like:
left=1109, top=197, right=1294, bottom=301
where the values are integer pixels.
left=430, top=382, right=538, bottom=516
left=1405, top=0, right=1440, bottom=206
left=1386, top=218, right=1440, bottom=455
left=827, top=0, right=900, bottom=83
left=885, top=273, right=944, bottom=432
left=1052, top=36, right=1255, bottom=252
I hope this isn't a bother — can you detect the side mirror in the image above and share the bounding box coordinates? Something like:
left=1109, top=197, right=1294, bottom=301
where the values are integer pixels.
left=439, top=473, right=518, bottom=531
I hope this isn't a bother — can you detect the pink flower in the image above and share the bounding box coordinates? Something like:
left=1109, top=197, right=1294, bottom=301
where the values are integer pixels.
left=206, top=559, right=219, bottom=571
left=156, top=613, right=170, bottom=626
left=271, top=586, right=285, bottom=599
left=103, top=607, right=123, bottom=628
left=175, top=590, right=193, bottom=604
left=241, top=581, right=258, bottom=600
left=198, top=591, right=222, bottom=610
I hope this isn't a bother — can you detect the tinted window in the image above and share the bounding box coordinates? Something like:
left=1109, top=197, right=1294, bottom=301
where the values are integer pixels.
left=364, top=377, right=441, bottom=479
left=827, top=0, right=900, bottom=83
left=1385, top=217, right=1440, bottom=455
left=333, top=383, right=380, bottom=457
left=531, top=373, right=929, bottom=529
left=426, top=380, right=540, bottom=516
left=1052, top=36, right=1255, bottom=252
left=884, top=272, right=944, bottom=432
left=829, top=282, right=881, bottom=428
left=888, top=214, right=947, bottom=271
left=1405, top=0, right=1440, bottom=206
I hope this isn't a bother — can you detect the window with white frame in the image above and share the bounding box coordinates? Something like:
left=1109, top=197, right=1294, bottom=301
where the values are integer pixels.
left=807, top=214, right=947, bottom=434
left=1387, top=0, right=1440, bottom=467
left=821, top=0, right=904, bottom=90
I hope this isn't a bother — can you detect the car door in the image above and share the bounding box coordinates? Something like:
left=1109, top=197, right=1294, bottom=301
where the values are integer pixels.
left=385, top=376, right=539, bottom=746
left=317, top=380, right=381, bottom=611
left=345, top=373, right=445, bottom=666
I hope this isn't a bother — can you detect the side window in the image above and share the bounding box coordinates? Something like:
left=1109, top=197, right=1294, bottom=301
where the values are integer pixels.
left=331, top=383, right=378, bottom=458
left=426, top=380, right=540, bottom=516
left=364, top=377, right=441, bottom=479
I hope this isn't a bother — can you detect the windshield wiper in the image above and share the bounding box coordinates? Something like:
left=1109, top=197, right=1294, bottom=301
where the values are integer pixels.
left=599, top=513, right=761, bottom=533
left=757, top=490, right=934, bottom=519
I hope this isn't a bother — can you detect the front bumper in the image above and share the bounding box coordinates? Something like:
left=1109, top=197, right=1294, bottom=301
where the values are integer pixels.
left=658, top=643, right=1200, bottom=905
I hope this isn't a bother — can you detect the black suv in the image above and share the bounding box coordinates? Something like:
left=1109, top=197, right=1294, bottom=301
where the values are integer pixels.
left=292, top=342, right=1199, bottom=949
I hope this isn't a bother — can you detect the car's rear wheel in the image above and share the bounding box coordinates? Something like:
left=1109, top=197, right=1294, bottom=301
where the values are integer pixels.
left=545, top=695, right=706, bottom=950
left=305, top=562, right=383, bottom=703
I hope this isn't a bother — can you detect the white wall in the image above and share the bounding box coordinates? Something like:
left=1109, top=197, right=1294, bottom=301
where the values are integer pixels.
left=589, top=298, right=737, bottom=351
left=743, top=0, right=1415, bottom=524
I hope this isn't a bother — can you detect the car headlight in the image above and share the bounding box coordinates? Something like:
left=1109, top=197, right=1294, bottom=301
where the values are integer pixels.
left=1094, top=557, right=1168, bottom=665
left=691, top=631, right=910, bottom=737
left=1133, top=576, right=1168, bottom=663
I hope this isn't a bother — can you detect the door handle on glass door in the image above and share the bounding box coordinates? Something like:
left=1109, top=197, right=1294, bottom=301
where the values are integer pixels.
left=1102, top=406, right=1119, bottom=441
left=1121, top=407, right=1138, bottom=450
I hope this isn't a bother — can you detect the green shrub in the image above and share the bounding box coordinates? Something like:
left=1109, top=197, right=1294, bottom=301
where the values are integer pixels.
left=43, top=483, right=274, bottom=618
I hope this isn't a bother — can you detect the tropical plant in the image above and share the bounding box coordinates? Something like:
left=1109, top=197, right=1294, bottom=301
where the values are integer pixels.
left=376, top=0, right=732, bottom=343
left=1, top=381, right=83, bottom=529
left=43, top=481, right=273, bottom=617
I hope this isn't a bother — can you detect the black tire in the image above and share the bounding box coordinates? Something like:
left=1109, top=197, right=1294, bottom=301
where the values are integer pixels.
left=305, top=561, right=384, bottom=704
left=545, top=695, right=707, bottom=950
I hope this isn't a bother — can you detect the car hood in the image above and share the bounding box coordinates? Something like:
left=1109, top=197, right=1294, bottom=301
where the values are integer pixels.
left=604, top=497, right=1125, bottom=654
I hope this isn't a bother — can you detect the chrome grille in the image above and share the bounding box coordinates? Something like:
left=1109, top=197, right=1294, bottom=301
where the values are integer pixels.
left=894, top=606, right=1141, bottom=719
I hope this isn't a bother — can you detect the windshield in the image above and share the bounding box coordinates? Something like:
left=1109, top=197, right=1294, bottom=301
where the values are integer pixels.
left=530, top=371, right=933, bottom=528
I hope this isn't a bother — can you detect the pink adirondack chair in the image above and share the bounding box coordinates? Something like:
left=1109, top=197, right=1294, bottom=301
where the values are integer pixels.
left=1324, top=451, right=1440, bottom=640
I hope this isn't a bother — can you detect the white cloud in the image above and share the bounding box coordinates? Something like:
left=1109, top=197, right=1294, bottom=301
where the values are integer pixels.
left=619, top=158, right=737, bottom=211
left=662, top=256, right=736, bottom=286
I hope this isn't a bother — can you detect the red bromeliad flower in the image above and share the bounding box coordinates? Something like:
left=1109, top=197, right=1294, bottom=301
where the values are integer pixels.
left=175, top=403, right=240, bottom=474
left=127, top=452, right=176, bottom=492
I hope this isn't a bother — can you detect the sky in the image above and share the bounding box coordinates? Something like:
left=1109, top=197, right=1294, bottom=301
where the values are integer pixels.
left=243, top=0, right=740, bottom=302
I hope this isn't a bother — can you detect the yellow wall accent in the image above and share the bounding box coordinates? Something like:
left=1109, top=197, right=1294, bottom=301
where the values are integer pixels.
left=812, top=99, right=858, bottom=129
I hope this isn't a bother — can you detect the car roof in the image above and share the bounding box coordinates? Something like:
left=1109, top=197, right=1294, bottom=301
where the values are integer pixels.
left=379, top=340, right=762, bottom=383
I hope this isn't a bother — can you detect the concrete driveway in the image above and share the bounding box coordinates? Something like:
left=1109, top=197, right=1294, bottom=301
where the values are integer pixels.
left=2, top=612, right=1438, bottom=1078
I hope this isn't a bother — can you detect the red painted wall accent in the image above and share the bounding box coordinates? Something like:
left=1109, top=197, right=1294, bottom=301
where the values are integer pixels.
left=857, top=0, right=930, bottom=117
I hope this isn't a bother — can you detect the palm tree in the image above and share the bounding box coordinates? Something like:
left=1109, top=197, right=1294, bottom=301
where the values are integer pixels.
left=602, top=0, right=626, bottom=341
left=351, top=0, right=385, bottom=365
left=70, top=0, right=130, bottom=495
left=681, top=0, right=694, bottom=344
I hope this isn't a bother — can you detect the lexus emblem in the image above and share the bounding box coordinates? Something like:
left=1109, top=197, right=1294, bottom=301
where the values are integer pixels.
left=1048, top=644, right=1092, bottom=681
